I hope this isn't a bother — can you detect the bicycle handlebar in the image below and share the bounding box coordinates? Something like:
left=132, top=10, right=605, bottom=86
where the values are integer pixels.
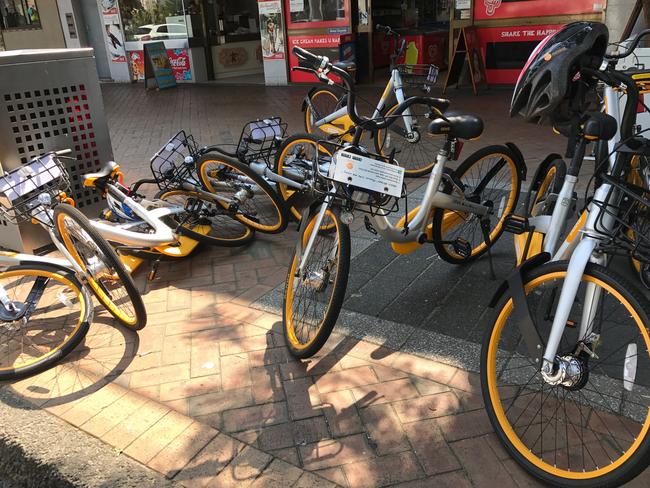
left=606, top=28, right=650, bottom=60
left=291, top=46, right=450, bottom=131
left=376, top=24, right=398, bottom=37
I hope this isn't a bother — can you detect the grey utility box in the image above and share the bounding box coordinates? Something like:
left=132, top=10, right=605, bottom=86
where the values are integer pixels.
left=0, top=48, right=112, bottom=252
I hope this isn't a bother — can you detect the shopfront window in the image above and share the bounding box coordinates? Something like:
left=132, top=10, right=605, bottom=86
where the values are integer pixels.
left=217, top=0, right=260, bottom=43
left=0, top=0, right=41, bottom=30
left=286, top=0, right=347, bottom=26
left=121, top=0, right=197, bottom=42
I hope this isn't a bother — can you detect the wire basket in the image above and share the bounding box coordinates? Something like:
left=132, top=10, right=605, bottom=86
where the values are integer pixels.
left=234, top=117, right=287, bottom=165
left=592, top=173, right=650, bottom=263
left=150, top=130, right=199, bottom=190
left=0, top=154, right=70, bottom=224
left=313, top=140, right=405, bottom=216
left=396, top=64, right=440, bottom=92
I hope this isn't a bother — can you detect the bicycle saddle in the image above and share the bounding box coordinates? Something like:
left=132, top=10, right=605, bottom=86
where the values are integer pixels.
left=82, top=161, right=120, bottom=186
left=428, top=111, right=484, bottom=140
left=333, top=60, right=356, bottom=73
left=554, top=112, right=617, bottom=141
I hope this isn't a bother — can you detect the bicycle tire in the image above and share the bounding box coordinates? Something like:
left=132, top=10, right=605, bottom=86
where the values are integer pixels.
left=525, top=156, right=567, bottom=218
left=196, top=153, right=288, bottom=234
left=0, top=262, right=91, bottom=381
left=154, top=188, right=255, bottom=247
left=283, top=207, right=350, bottom=359
left=53, top=203, right=147, bottom=330
left=482, top=260, right=650, bottom=488
left=431, top=145, right=522, bottom=263
left=374, top=102, right=445, bottom=177
left=304, top=86, right=346, bottom=139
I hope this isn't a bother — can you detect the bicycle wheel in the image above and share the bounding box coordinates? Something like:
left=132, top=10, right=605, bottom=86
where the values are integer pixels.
left=155, top=188, right=255, bottom=247
left=0, top=263, right=91, bottom=381
left=374, top=102, right=445, bottom=177
left=482, top=261, right=650, bottom=488
left=274, top=133, right=334, bottom=225
left=283, top=207, right=350, bottom=359
left=432, top=145, right=522, bottom=263
left=197, top=154, right=288, bottom=234
left=53, top=204, right=147, bottom=330
left=525, top=157, right=567, bottom=218
left=304, top=86, right=345, bottom=139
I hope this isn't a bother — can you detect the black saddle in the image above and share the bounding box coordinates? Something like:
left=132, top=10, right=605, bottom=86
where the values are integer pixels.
left=333, top=60, right=356, bottom=73
left=428, top=111, right=484, bottom=140
left=554, top=112, right=617, bottom=141
left=83, top=161, right=119, bottom=184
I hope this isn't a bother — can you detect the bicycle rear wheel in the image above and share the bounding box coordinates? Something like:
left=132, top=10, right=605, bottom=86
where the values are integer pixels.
left=54, top=204, right=147, bottom=330
left=284, top=207, right=350, bottom=359
left=374, top=102, right=445, bottom=177
left=0, top=263, right=90, bottom=381
left=432, top=145, right=521, bottom=263
left=304, top=87, right=345, bottom=139
left=197, top=154, right=288, bottom=234
left=482, top=261, right=650, bottom=487
left=155, top=188, right=255, bottom=247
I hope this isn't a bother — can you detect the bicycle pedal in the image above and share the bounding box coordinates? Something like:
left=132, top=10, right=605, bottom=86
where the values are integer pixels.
left=147, top=260, right=160, bottom=281
left=503, top=214, right=530, bottom=235
left=364, top=216, right=377, bottom=235
left=452, top=238, right=472, bottom=259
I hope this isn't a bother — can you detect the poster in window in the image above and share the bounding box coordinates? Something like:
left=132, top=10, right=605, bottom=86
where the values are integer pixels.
left=100, top=0, right=119, bottom=16
left=476, top=0, right=603, bottom=21
left=285, top=0, right=349, bottom=29
left=104, top=23, right=126, bottom=63
left=259, top=0, right=285, bottom=60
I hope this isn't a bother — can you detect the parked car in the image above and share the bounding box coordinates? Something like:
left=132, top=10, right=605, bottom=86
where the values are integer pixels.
left=134, top=24, right=187, bottom=41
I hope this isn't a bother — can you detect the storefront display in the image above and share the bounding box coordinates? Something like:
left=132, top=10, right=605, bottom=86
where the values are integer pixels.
left=288, top=34, right=352, bottom=82
left=285, top=0, right=349, bottom=30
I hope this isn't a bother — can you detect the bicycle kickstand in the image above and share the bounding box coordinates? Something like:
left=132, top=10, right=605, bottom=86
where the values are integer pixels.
left=148, top=257, right=161, bottom=281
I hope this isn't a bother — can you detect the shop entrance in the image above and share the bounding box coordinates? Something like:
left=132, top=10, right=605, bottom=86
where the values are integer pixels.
left=203, top=0, right=264, bottom=82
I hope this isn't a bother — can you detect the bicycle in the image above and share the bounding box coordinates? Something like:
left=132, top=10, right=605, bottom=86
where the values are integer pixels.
left=481, top=24, right=650, bottom=488
left=283, top=46, right=525, bottom=358
left=302, top=24, right=444, bottom=177
left=0, top=249, right=93, bottom=381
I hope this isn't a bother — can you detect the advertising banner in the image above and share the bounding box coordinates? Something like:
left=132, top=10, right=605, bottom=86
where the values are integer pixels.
left=475, top=0, right=604, bottom=21
left=259, top=0, right=285, bottom=60
left=144, top=42, right=177, bottom=90
left=476, top=25, right=562, bottom=84
left=129, top=48, right=192, bottom=82
left=288, top=35, right=343, bottom=82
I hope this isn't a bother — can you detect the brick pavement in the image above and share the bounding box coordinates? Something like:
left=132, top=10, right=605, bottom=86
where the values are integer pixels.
left=1, top=82, right=648, bottom=487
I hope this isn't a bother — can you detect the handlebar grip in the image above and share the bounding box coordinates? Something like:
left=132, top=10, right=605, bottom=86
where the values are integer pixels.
left=292, top=46, right=322, bottom=69
left=607, top=28, right=650, bottom=60
left=55, top=149, right=72, bottom=156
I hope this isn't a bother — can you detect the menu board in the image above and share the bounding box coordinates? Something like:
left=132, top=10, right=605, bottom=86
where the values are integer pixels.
left=144, top=42, right=177, bottom=90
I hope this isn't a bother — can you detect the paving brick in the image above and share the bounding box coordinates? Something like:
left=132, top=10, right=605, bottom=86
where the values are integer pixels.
left=168, top=316, right=219, bottom=335
left=256, top=423, right=294, bottom=451
left=403, top=419, right=461, bottom=475
left=410, top=376, right=450, bottom=396
left=248, top=346, right=291, bottom=368
left=129, top=362, right=190, bottom=389
left=188, top=387, right=253, bottom=417
left=314, top=367, right=379, bottom=394
left=161, top=333, right=192, bottom=365
left=176, top=433, right=246, bottom=487
left=360, top=403, right=409, bottom=455
left=371, top=364, right=409, bottom=382
left=207, top=445, right=272, bottom=488
left=269, top=447, right=300, bottom=466
left=351, top=378, right=419, bottom=407
left=393, top=470, right=472, bottom=488
left=343, top=451, right=425, bottom=488
left=251, top=364, right=285, bottom=404
left=284, top=376, right=323, bottom=420
left=451, top=436, right=515, bottom=487
left=392, top=391, right=461, bottom=423
left=59, top=385, right=126, bottom=427
left=220, top=354, right=252, bottom=390
left=447, top=369, right=481, bottom=394
left=293, top=416, right=331, bottom=446
left=220, top=334, right=272, bottom=356
left=294, top=471, right=338, bottom=488
left=437, top=408, right=493, bottom=442
left=123, top=410, right=193, bottom=464
left=502, top=459, right=546, bottom=487
left=250, top=458, right=303, bottom=488
left=167, top=287, right=191, bottom=311
left=79, top=390, right=149, bottom=438
left=222, top=401, right=288, bottom=432
left=390, top=354, right=458, bottom=386
left=148, top=421, right=218, bottom=477
left=159, top=374, right=222, bottom=402
left=315, top=467, right=349, bottom=487
left=300, top=434, right=372, bottom=471
left=190, top=340, right=221, bottom=378
left=321, top=389, right=364, bottom=438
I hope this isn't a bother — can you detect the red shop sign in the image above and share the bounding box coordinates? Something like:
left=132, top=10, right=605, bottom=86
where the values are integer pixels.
left=475, top=0, right=603, bottom=21
left=288, top=35, right=345, bottom=83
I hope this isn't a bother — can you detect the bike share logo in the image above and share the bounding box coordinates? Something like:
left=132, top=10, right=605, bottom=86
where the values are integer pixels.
left=484, top=0, right=502, bottom=16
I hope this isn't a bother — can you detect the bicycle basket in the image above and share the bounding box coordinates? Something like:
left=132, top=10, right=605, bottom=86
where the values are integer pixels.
left=150, top=130, right=199, bottom=189
left=0, top=154, right=70, bottom=224
left=235, top=117, right=287, bottom=165
left=592, top=174, right=650, bottom=263
left=397, top=64, right=440, bottom=92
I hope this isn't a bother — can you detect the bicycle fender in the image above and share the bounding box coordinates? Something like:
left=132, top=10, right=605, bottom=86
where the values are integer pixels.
left=504, top=142, right=528, bottom=181
left=488, top=252, right=551, bottom=308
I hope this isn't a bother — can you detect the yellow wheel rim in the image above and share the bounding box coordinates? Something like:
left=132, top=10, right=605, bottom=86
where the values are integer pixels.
left=486, top=271, right=650, bottom=480
left=531, top=166, right=557, bottom=217
left=284, top=209, right=339, bottom=350
left=55, top=212, right=137, bottom=326
left=305, top=89, right=341, bottom=136
left=0, top=268, right=86, bottom=371
left=199, top=159, right=282, bottom=232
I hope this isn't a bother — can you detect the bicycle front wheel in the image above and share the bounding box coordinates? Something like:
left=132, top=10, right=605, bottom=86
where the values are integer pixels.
left=53, top=204, right=147, bottom=330
left=0, top=263, right=91, bottom=381
left=374, top=102, right=445, bottom=177
left=432, top=145, right=521, bottom=263
left=155, top=188, right=255, bottom=247
left=482, top=261, right=650, bottom=487
left=284, top=207, right=350, bottom=359
left=197, top=154, right=288, bottom=234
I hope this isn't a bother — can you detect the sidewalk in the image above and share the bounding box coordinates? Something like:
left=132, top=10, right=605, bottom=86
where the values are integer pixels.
left=1, top=83, right=648, bottom=487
